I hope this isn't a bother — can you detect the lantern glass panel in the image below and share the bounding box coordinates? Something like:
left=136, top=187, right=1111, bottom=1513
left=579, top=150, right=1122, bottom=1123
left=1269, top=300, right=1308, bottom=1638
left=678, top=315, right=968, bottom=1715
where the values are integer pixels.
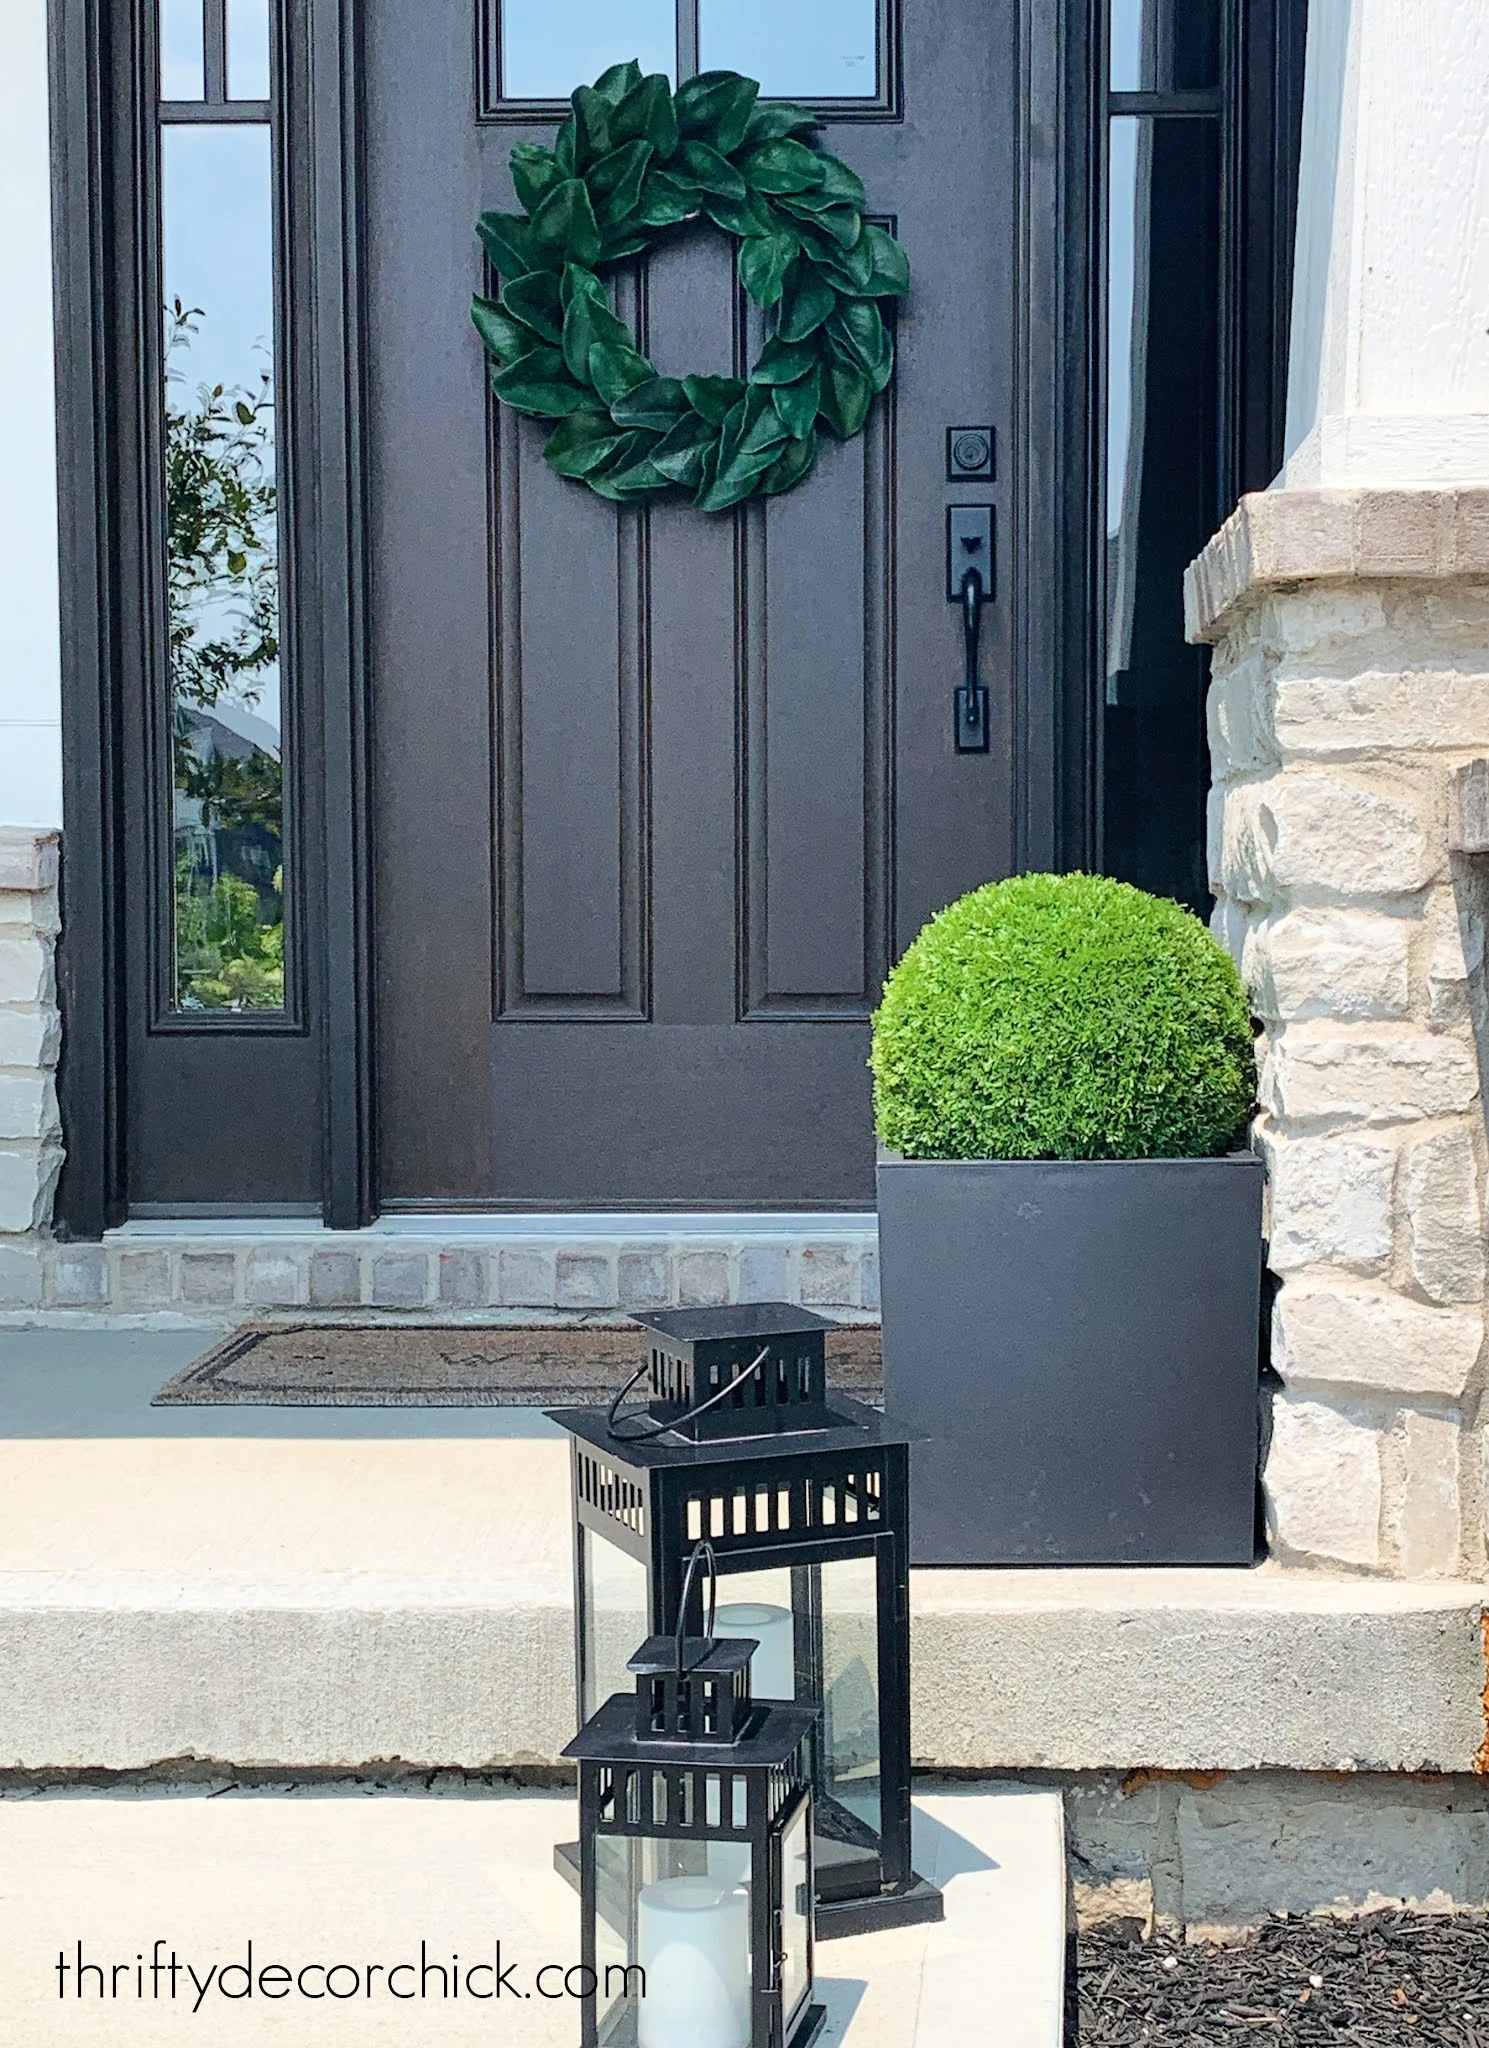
left=581, top=1527, right=650, bottom=1722
left=780, top=1801, right=812, bottom=2029
left=821, top=1553, right=882, bottom=1839
left=712, top=1566, right=795, bottom=1698
left=596, top=1831, right=754, bottom=2048
left=711, top=1555, right=883, bottom=1876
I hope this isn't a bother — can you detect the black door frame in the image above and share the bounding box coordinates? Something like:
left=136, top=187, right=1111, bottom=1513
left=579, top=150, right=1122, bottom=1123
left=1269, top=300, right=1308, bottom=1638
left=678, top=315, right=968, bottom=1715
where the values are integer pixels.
left=49, top=0, right=375, bottom=1233
left=46, top=0, right=1301, bottom=1235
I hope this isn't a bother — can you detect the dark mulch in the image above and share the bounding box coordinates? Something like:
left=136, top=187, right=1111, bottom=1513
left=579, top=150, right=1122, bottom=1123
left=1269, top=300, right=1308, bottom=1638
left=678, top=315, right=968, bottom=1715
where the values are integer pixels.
left=1076, top=1913, right=1489, bottom=2045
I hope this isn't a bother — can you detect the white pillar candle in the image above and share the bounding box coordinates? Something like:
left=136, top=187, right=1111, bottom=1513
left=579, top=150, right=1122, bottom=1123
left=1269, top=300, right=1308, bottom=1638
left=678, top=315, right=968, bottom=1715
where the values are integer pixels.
left=636, top=1876, right=750, bottom=2048
left=713, top=1601, right=794, bottom=1700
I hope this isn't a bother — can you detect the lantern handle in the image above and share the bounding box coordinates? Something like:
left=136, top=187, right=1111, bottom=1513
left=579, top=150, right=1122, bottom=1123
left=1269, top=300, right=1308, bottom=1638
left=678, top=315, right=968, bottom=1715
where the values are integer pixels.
left=674, top=1537, right=719, bottom=1675
left=606, top=1344, right=771, bottom=1443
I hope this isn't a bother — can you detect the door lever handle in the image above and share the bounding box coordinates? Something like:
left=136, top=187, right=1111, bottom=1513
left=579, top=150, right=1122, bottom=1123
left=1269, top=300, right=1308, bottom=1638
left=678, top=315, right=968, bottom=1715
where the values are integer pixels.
left=956, top=564, right=990, bottom=752
left=947, top=504, right=993, bottom=753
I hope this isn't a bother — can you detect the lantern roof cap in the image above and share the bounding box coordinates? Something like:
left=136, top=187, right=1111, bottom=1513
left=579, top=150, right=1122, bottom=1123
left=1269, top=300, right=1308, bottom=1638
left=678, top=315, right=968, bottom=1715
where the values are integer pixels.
left=633, top=1303, right=836, bottom=1345
left=627, top=1634, right=755, bottom=1679
left=562, top=1691, right=818, bottom=1768
left=547, top=1390, right=915, bottom=1467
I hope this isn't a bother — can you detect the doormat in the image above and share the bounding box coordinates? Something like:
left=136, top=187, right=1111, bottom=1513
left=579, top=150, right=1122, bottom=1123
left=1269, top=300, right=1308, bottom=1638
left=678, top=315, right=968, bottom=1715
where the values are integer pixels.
left=152, top=1322, right=884, bottom=1409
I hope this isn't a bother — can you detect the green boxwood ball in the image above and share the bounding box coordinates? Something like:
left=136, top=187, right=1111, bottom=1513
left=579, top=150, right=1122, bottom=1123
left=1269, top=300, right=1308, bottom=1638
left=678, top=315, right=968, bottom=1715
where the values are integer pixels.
left=870, top=872, right=1257, bottom=1161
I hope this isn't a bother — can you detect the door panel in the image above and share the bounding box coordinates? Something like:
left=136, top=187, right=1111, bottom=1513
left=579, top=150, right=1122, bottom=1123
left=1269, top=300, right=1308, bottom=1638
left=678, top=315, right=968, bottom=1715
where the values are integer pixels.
left=366, top=0, right=1018, bottom=1206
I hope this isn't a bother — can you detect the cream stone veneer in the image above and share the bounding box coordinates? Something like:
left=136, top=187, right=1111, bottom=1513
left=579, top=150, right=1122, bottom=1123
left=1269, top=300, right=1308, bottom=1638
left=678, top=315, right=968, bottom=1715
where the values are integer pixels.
left=1188, top=486, right=1489, bottom=1578
left=0, top=829, right=61, bottom=1292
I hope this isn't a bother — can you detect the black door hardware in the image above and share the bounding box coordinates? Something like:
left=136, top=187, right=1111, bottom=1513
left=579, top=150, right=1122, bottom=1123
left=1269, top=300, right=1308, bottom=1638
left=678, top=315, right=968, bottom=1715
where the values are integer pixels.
left=947, top=505, right=993, bottom=752
left=945, top=425, right=995, bottom=481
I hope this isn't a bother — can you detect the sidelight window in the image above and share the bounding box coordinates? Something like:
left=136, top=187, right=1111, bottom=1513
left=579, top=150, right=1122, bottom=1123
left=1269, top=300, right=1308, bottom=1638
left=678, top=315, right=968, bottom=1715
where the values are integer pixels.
left=156, top=0, right=289, bottom=1013
left=1101, top=0, right=1224, bottom=915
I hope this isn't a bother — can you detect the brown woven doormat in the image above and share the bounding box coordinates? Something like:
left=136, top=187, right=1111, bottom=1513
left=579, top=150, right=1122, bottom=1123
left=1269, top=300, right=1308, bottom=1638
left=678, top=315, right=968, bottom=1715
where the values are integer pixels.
left=153, top=1321, right=884, bottom=1408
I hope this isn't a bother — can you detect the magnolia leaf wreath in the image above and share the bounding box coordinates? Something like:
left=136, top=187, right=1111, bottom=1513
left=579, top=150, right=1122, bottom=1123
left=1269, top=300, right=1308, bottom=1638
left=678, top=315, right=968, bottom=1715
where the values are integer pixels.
left=470, top=63, right=910, bottom=512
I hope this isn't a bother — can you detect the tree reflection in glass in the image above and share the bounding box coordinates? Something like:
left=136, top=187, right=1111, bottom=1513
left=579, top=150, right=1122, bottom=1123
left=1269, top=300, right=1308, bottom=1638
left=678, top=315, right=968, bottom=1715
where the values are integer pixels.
left=161, top=122, right=285, bottom=1011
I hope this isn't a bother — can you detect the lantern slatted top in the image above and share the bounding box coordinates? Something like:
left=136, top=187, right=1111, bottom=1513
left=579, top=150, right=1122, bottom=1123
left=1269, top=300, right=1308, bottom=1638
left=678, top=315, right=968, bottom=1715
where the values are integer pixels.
left=629, top=1634, right=756, bottom=1747
left=634, top=1304, right=835, bottom=1440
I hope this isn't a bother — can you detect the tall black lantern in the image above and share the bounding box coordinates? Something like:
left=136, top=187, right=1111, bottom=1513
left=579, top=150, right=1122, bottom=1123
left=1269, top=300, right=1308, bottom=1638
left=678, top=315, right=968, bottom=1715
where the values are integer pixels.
left=551, top=1303, right=941, bottom=1937
left=563, top=1589, right=823, bottom=2048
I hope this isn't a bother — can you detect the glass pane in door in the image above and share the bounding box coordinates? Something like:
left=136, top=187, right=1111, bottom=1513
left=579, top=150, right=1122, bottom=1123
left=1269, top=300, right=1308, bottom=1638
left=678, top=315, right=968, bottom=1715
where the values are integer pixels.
left=159, top=0, right=205, bottom=99
left=699, top=0, right=878, bottom=99
left=160, top=123, right=285, bottom=1010
left=500, top=0, right=675, bottom=99
left=226, top=0, right=272, bottom=99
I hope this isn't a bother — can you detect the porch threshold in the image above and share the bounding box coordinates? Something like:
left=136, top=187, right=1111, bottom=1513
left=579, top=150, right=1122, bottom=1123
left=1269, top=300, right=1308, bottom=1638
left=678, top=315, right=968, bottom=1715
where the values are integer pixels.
left=8, top=1213, right=882, bottom=1321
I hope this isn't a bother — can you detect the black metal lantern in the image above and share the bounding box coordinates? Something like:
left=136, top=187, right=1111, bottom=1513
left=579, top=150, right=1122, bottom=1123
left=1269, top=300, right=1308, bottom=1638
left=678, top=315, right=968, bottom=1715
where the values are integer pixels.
left=550, top=1303, right=941, bottom=1937
left=563, top=1548, right=824, bottom=2048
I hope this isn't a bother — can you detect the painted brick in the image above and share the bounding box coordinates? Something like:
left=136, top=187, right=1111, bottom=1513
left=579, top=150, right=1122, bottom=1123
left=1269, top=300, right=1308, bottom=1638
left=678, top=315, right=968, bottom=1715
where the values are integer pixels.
left=736, top=1245, right=790, bottom=1303
left=244, top=1251, right=305, bottom=1308
left=370, top=1252, right=430, bottom=1308
left=47, top=1246, right=107, bottom=1307
left=676, top=1250, right=730, bottom=1308
left=495, top=1249, right=557, bottom=1308
left=438, top=1250, right=486, bottom=1309
left=617, top=1250, right=670, bottom=1309
left=178, top=1252, right=238, bottom=1307
left=799, top=1245, right=858, bottom=1307
left=115, top=1250, right=172, bottom=1309
left=859, top=1250, right=880, bottom=1312
left=556, top=1252, right=618, bottom=1310
left=308, top=1250, right=362, bottom=1309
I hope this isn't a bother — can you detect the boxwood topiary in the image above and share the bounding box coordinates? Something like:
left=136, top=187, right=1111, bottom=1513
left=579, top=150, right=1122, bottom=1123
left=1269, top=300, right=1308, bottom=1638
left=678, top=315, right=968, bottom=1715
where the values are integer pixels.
left=870, top=872, right=1256, bottom=1161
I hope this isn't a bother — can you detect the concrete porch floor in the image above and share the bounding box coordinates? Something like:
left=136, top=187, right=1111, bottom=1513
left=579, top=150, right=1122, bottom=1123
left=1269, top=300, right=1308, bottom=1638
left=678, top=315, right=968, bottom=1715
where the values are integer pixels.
left=0, top=1783, right=1066, bottom=2046
left=0, top=1328, right=1484, bottom=1781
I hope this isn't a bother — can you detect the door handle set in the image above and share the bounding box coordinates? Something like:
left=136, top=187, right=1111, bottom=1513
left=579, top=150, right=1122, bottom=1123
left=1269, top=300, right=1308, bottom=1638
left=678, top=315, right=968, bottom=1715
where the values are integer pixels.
left=946, top=504, right=994, bottom=753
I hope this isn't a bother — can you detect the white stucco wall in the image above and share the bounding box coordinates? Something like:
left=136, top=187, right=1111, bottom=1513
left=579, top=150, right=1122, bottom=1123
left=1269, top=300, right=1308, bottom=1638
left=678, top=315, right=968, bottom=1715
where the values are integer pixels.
left=1283, top=0, right=1489, bottom=487
left=0, top=0, right=63, bottom=831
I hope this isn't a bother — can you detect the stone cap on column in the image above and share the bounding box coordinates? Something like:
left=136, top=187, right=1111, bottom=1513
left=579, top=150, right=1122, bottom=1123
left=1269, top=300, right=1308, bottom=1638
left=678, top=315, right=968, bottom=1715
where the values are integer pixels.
left=0, top=828, right=60, bottom=895
left=1185, top=487, right=1489, bottom=645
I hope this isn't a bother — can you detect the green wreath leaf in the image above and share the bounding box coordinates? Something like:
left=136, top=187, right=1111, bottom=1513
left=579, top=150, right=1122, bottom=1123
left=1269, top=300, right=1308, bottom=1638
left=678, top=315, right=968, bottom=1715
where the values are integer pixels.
left=472, top=64, right=909, bottom=511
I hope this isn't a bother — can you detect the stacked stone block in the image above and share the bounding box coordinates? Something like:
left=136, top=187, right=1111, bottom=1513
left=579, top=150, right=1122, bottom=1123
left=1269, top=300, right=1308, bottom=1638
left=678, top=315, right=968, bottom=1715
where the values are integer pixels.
left=0, top=829, right=61, bottom=1305
left=1188, top=488, right=1489, bottom=1578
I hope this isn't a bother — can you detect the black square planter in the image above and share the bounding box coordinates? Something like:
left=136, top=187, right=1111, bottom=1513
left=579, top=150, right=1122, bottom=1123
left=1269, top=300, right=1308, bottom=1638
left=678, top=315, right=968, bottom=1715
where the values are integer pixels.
left=876, top=1150, right=1265, bottom=1566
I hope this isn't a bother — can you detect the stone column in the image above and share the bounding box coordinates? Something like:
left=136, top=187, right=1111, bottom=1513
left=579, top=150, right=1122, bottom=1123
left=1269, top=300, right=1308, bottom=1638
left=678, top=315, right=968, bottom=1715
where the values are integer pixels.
left=1188, top=489, right=1489, bottom=1577
left=0, top=828, right=62, bottom=1304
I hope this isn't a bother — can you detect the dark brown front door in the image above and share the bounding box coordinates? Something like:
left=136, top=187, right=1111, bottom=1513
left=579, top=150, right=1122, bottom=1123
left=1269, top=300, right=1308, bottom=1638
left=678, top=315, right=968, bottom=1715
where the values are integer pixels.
left=366, top=0, right=1019, bottom=1207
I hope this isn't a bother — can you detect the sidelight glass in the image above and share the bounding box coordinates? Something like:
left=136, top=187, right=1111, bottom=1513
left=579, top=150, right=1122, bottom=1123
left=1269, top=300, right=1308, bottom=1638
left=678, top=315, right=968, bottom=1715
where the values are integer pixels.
left=1109, top=0, right=1220, bottom=93
left=160, top=122, right=286, bottom=1011
left=159, top=0, right=205, bottom=100
left=499, top=0, right=675, bottom=99
left=1103, top=111, right=1221, bottom=912
left=699, top=0, right=878, bottom=99
left=226, top=0, right=272, bottom=100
